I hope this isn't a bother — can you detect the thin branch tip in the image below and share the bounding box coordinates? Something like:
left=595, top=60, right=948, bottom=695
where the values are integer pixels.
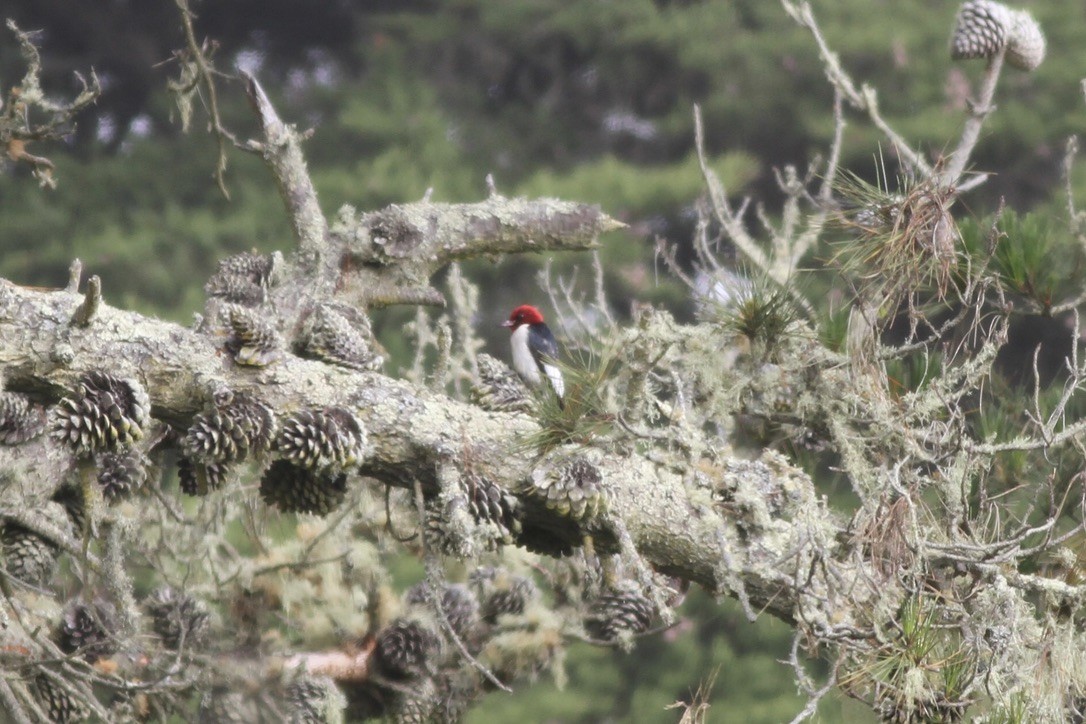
left=66, top=259, right=83, bottom=293
left=71, top=275, right=102, bottom=327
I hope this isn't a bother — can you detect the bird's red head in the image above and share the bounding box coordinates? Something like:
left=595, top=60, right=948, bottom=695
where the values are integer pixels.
left=501, top=304, right=545, bottom=331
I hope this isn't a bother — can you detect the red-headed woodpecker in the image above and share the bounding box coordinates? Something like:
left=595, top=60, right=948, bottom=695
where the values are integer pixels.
left=501, top=304, right=564, bottom=400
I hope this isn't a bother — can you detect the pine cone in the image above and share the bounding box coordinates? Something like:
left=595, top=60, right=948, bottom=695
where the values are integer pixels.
left=1005, top=7, right=1045, bottom=71
left=0, top=391, right=46, bottom=445
left=207, top=274, right=266, bottom=307
left=33, top=674, right=89, bottom=724
left=96, top=449, right=147, bottom=500
left=389, top=677, right=437, bottom=724
left=585, top=585, right=655, bottom=641
left=404, top=583, right=481, bottom=645
left=297, top=304, right=384, bottom=372
left=185, top=393, right=275, bottom=463
left=212, top=251, right=274, bottom=284
left=146, top=586, right=211, bottom=650
left=530, top=455, right=606, bottom=520
left=950, top=0, right=1009, bottom=60
left=260, top=459, right=348, bottom=516
left=205, top=252, right=274, bottom=306
left=275, top=407, right=367, bottom=470
left=373, top=619, right=440, bottom=680
left=51, top=371, right=150, bottom=454
left=57, top=600, right=117, bottom=663
left=177, top=456, right=230, bottom=495
left=285, top=675, right=341, bottom=724
left=1, top=502, right=72, bottom=587
left=470, top=354, right=532, bottom=414
left=1, top=522, right=59, bottom=586
left=464, top=471, right=520, bottom=543
left=481, top=575, right=537, bottom=623
left=225, top=305, right=281, bottom=367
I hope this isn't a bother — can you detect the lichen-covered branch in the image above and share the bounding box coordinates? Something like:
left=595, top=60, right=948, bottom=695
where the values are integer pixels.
left=240, top=72, right=331, bottom=279
left=0, top=274, right=878, bottom=721
left=327, top=196, right=623, bottom=310
left=0, top=279, right=830, bottom=618
left=780, top=0, right=932, bottom=178
left=1, top=21, right=100, bottom=189
left=939, top=48, right=1007, bottom=187
left=236, top=71, right=621, bottom=317
left=172, top=0, right=239, bottom=200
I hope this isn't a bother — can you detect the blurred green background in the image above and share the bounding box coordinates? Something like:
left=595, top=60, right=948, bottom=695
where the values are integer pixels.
left=2, top=1, right=1081, bottom=720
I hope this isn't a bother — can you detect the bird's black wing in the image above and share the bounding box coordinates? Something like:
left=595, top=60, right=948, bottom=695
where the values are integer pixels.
left=528, top=323, right=560, bottom=364
left=528, top=324, right=564, bottom=400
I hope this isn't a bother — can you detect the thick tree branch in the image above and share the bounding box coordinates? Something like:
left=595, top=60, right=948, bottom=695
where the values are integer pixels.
left=240, top=72, right=331, bottom=280
left=239, top=71, right=622, bottom=316
left=0, top=279, right=847, bottom=630
left=327, top=197, right=623, bottom=310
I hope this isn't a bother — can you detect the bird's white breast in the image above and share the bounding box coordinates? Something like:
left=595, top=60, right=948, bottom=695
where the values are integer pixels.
left=510, top=324, right=542, bottom=386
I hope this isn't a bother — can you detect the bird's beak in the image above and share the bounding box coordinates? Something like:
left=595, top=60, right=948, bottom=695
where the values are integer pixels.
left=500, top=320, right=514, bottom=328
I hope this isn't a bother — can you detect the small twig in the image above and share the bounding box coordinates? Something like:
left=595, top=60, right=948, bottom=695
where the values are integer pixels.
left=693, top=104, right=771, bottom=275
left=173, top=0, right=237, bottom=199
left=818, top=89, right=847, bottom=204
left=445, top=263, right=484, bottom=384
left=70, top=275, right=101, bottom=327
left=786, top=634, right=838, bottom=724
left=654, top=237, right=699, bottom=292
left=412, top=476, right=512, bottom=693
left=284, top=645, right=373, bottom=681
left=779, top=1, right=931, bottom=177
left=250, top=552, right=351, bottom=580
left=2, top=23, right=100, bottom=189
left=571, top=619, right=681, bottom=647
left=298, top=483, right=369, bottom=563
left=431, top=320, right=452, bottom=393
left=940, top=48, right=1007, bottom=187
left=785, top=88, right=847, bottom=269
left=955, top=172, right=991, bottom=194
left=65, top=259, right=83, bottom=294
left=590, top=251, right=617, bottom=330
left=1062, top=136, right=1086, bottom=254
left=406, top=307, right=436, bottom=386
left=714, top=528, right=757, bottom=623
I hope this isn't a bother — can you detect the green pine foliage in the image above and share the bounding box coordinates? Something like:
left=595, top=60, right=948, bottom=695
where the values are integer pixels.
left=959, top=210, right=1083, bottom=312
